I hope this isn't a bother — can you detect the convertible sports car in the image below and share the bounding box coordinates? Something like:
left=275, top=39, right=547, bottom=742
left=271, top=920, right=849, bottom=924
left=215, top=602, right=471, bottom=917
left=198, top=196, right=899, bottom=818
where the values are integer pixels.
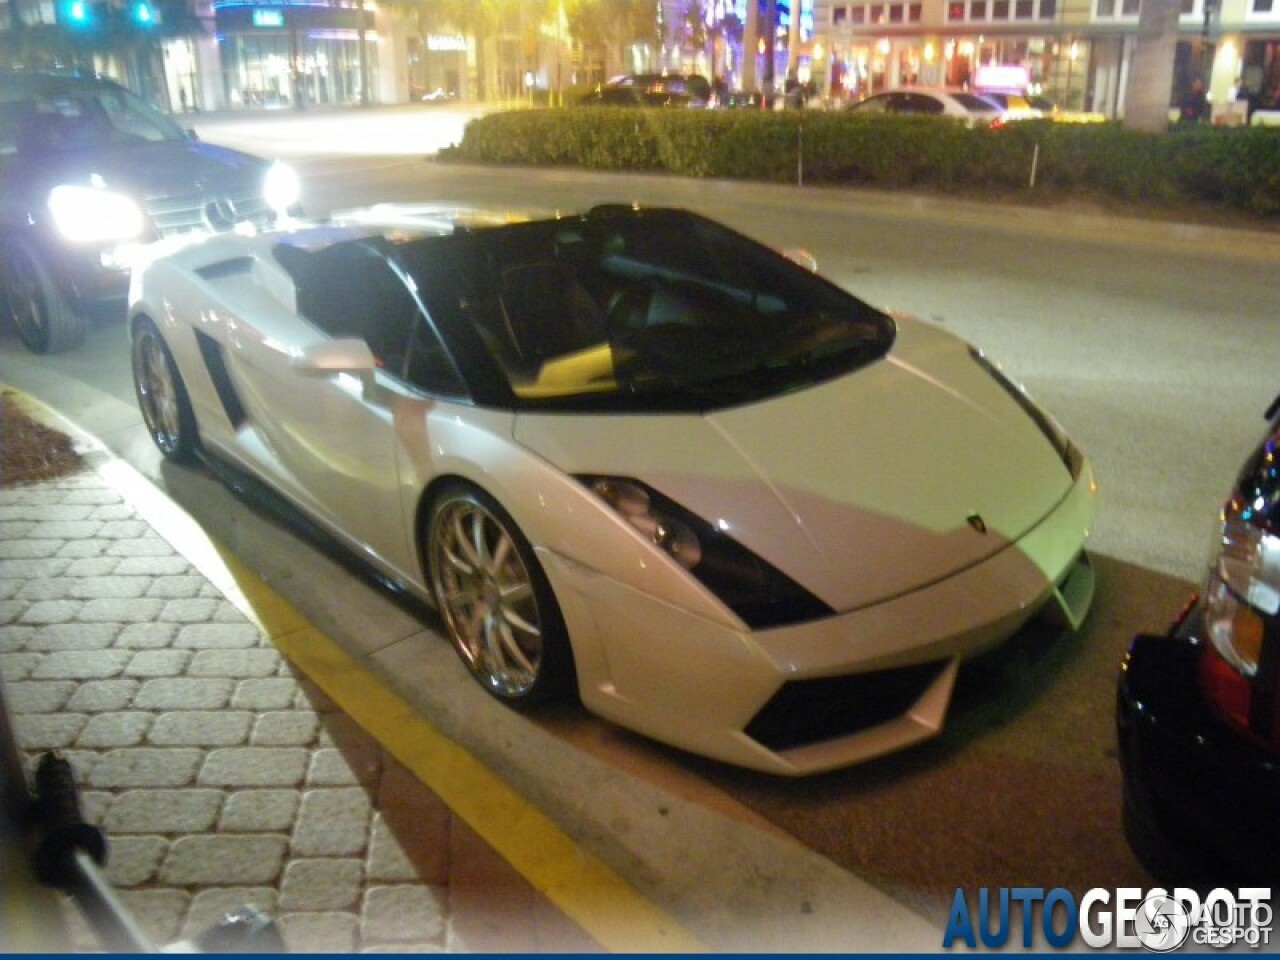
left=129, top=203, right=1097, bottom=775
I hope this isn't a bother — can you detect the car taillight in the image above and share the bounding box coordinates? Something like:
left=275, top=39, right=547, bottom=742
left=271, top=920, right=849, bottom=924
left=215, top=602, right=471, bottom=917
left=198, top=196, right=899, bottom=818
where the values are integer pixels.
left=1198, top=513, right=1280, bottom=753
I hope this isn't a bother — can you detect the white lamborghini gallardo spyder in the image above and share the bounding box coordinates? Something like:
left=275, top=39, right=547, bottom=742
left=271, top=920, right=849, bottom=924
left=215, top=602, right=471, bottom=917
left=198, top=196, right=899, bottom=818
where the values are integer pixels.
left=129, top=203, right=1097, bottom=775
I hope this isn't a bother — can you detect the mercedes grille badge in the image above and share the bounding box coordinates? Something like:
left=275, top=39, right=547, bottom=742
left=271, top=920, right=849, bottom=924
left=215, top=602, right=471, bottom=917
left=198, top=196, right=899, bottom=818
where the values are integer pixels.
left=203, top=196, right=239, bottom=231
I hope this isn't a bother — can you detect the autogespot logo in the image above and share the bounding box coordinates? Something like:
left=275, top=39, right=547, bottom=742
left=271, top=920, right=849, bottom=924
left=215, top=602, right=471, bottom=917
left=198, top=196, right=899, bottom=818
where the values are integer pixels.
left=942, top=886, right=1273, bottom=951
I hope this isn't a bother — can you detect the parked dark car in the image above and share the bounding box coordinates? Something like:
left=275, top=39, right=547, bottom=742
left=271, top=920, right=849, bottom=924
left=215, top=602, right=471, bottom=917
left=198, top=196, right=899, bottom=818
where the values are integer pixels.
left=1117, top=398, right=1280, bottom=885
left=607, top=73, right=711, bottom=107
left=575, top=86, right=694, bottom=109
left=0, top=70, right=301, bottom=353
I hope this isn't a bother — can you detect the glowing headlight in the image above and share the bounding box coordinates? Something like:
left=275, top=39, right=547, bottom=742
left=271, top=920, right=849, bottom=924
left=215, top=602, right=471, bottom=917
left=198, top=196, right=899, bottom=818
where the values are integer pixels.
left=263, top=162, right=301, bottom=215
left=48, top=185, right=145, bottom=244
left=1205, top=516, right=1280, bottom=678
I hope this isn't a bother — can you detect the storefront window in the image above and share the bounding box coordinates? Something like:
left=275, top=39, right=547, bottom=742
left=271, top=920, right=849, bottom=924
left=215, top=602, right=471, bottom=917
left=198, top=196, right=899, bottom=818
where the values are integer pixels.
left=222, top=34, right=293, bottom=108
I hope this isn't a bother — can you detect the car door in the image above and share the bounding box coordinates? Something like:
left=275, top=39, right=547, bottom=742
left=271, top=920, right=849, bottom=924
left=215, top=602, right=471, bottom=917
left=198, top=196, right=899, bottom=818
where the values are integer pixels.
left=227, top=240, right=424, bottom=569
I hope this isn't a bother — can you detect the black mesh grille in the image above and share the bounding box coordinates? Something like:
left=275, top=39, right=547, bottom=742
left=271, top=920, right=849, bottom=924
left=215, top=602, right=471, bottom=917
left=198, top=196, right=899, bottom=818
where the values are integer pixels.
left=745, top=661, right=948, bottom=753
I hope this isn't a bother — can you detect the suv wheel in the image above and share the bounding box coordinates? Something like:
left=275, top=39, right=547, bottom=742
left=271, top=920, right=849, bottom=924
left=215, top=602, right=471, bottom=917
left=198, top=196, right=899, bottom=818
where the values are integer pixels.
left=1, top=236, right=86, bottom=353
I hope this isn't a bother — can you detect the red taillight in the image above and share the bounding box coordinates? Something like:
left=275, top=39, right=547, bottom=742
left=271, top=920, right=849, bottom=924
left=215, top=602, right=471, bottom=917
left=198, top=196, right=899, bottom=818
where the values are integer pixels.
left=1198, top=635, right=1280, bottom=754
left=1198, top=518, right=1280, bottom=754
left=1199, top=644, right=1255, bottom=734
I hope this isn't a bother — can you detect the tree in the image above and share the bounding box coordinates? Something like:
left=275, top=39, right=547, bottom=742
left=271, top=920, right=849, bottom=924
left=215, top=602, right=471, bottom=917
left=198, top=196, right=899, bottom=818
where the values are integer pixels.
left=702, top=1, right=742, bottom=86
left=514, top=0, right=557, bottom=95
left=1124, top=0, right=1181, bottom=132
left=454, top=0, right=509, bottom=99
left=564, top=0, right=660, bottom=79
left=681, top=0, right=708, bottom=58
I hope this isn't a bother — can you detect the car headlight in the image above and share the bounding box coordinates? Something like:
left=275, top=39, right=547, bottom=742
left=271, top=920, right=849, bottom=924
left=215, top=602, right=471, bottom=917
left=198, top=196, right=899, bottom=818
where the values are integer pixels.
left=263, top=161, right=301, bottom=215
left=48, top=184, right=145, bottom=244
left=582, top=476, right=833, bottom=629
left=1204, top=515, right=1278, bottom=679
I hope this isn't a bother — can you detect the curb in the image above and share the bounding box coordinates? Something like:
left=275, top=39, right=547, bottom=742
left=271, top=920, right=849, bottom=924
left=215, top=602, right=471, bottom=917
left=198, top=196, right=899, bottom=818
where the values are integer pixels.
left=1, top=386, right=702, bottom=953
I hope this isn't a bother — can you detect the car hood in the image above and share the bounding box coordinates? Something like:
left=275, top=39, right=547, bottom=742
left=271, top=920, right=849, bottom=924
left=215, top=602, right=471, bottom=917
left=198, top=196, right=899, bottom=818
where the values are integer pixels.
left=514, top=317, right=1076, bottom=612
left=16, top=139, right=269, bottom=203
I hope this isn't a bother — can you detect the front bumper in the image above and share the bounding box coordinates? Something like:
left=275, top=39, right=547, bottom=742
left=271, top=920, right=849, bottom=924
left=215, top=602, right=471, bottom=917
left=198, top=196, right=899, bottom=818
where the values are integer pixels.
left=546, top=456, right=1097, bottom=776
left=1117, top=607, right=1280, bottom=882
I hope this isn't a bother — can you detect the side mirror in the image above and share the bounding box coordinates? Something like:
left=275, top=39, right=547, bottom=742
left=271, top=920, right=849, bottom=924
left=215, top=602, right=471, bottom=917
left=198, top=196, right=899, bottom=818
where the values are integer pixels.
left=292, top=338, right=376, bottom=376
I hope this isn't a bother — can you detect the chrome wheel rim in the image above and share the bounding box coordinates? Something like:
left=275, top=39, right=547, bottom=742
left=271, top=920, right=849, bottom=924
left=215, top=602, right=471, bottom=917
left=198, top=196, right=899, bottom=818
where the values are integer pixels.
left=135, top=332, right=181, bottom=450
left=430, top=497, right=542, bottom=698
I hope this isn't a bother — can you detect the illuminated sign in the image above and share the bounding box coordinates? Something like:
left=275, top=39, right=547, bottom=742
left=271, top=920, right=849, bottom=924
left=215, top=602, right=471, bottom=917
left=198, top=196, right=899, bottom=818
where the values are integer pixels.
left=426, top=34, right=466, bottom=51
left=974, top=64, right=1030, bottom=91
left=253, top=9, right=284, bottom=26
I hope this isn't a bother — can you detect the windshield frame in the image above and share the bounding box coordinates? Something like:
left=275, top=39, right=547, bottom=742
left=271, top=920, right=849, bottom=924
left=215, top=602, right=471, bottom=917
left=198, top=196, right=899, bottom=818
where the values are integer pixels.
left=384, top=208, right=896, bottom=413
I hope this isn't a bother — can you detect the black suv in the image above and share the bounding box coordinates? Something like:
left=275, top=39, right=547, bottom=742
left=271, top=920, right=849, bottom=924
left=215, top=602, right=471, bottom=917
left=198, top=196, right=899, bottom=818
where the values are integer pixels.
left=1118, top=398, right=1280, bottom=884
left=0, top=71, right=301, bottom=353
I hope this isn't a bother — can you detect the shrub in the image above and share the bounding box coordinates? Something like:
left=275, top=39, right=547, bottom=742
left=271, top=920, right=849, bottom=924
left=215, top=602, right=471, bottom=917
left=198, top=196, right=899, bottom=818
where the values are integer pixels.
left=440, top=107, right=1280, bottom=220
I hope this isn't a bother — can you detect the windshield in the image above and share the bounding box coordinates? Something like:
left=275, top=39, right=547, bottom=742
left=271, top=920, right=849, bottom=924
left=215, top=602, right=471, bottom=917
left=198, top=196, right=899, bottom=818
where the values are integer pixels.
left=389, top=208, right=896, bottom=411
left=952, top=93, right=1000, bottom=112
left=0, top=79, right=187, bottom=156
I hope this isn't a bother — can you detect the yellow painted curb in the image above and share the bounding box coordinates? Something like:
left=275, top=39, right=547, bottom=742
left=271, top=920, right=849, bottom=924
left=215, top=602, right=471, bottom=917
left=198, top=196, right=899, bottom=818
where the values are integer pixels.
left=10, top=390, right=706, bottom=954
left=144, top=493, right=705, bottom=954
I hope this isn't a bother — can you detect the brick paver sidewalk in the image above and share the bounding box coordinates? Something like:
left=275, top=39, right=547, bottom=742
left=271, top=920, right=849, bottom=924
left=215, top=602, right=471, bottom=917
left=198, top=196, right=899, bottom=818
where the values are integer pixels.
left=0, top=467, right=597, bottom=952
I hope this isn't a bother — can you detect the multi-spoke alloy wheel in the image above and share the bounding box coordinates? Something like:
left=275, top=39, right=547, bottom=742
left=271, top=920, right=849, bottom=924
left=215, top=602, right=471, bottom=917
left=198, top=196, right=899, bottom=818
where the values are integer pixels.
left=426, top=484, right=571, bottom=705
left=132, top=317, right=198, bottom=462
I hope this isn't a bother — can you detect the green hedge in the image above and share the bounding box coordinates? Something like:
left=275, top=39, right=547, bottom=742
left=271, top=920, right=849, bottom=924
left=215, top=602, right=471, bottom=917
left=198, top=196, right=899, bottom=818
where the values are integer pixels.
left=441, top=108, right=1280, bottom=219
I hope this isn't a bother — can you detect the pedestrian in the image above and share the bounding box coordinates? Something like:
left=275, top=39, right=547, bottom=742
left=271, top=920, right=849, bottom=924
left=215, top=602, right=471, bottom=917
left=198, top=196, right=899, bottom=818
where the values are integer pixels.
left=1180, top=77, right=1209, bottom=124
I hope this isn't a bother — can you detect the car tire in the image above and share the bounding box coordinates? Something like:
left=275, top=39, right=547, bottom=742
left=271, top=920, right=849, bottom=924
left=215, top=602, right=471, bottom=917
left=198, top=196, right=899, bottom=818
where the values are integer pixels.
left=0, top=236, right=86, bottom=354
left=425, top=482, right=575, bottom=707
left=132, top=316, right=199, bottom=463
